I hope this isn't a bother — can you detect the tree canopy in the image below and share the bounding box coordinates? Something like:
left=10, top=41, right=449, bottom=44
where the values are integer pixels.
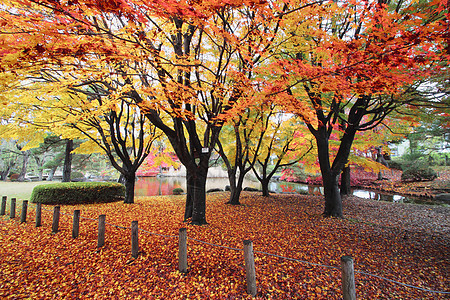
left=0, top=0, right=448, bottom=219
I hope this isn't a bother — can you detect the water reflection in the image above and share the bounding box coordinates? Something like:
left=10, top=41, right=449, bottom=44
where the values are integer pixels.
left=352, top=190, right=407, bottom=203
left=135, top=176, right=430, bottom=204
left=135, top=176, right=259, bottom=196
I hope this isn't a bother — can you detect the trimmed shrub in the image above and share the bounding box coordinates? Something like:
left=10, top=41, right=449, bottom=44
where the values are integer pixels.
left=71, top=171, right=85, bottom=181
left=30, top=182, right=125, bottom=205
left=173, top=188, right=184, bottom=195
left=401, top=165, right=437, bottom=182
left=207, top=188, right=223, bottom=193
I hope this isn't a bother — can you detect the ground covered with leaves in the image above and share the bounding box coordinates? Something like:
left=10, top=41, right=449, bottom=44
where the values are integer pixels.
left=0, top=193, right=448, bottom=299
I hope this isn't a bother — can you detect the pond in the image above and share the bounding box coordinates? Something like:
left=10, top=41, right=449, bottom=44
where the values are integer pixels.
left=135, top=176, right=440, bottom=205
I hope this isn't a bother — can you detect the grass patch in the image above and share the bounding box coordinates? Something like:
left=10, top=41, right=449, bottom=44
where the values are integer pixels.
left=0, top=181, right=48, bottom=210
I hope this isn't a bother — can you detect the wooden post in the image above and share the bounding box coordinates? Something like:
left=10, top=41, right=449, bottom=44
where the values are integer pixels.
left=20, top=200, right=28, bottom=223
left=72, top=210, right=80, bottom=238
left=341, top=256, right=356, bottom=300
left=35, top=203, right=42, bottom=227
left=131, top=221, right=139, bottom=258
left=97, top=214, right=106, bottom=248
left=10, top=198, right=16, bottom=219
left=52, top=206, right=60, bottom=233
left=243, top=240, right=257, bottom=296
left=0, top=196, right=6, bottom=215
left=178, top=228, right=188, bottom=273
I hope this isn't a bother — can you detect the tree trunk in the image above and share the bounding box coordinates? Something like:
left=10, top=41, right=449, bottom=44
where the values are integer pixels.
left=38, top=169, right=44, bottom=181
left=261, top=178, right=270, bottom=197
left=47, top=166, right=57, bottom=181
left=123, top=172, right=136, bottom=204
left=0, top=162, right=14, bottom=181
left=376, top=146, right=388, bottom=180
left=189, top=171, right=208, bottom=225
left=62, top=139, right=73, bottom=182
left=226, top=169, right=241, bottom=205
left=316, top=132, right=343, bottom=218
left=340, top=166, right=351, bottom=195
left=228, top=186, right=242, bottom=205
left=322, top=172, right=343, bottom=217
left=17, top=150, right=30, bottom=182
left=228, top=172, right=244, bottom=205
left=184, top=170, right=194, bottom=221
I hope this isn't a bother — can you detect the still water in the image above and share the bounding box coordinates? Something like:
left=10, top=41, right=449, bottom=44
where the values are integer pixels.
left=135, top=176, right=435, bottom=205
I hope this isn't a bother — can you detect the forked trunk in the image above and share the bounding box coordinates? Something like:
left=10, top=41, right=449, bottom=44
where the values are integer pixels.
left=228, top=183, right=242, bottom=205
left=316, top=131, right=344, bottom=218
left=228, top=171, right=244, bottom=205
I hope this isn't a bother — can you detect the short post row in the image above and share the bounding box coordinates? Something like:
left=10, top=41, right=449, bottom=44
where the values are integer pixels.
left=1, top=198, right=356, bottom=298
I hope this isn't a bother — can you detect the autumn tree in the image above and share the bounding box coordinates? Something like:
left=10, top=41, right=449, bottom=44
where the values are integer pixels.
left=263, top=0, right=449, bottom=217
left=0, top=0, right=301, bottom=224
left=252, top=115, right=314, bottom=197
left=216, top=104, right=271, bottom=205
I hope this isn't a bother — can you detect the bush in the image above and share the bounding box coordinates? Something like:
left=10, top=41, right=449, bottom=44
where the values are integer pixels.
left=9, top=173, right=19, bottom=181
left=71, top=171, right=85, bottom=181
left=401, top=165, right=437, bottom=182
left=173, top=188, right=184, bottom=195
left=388, top=160, right=404, bottom=170
left=207, top=188, right=223, bottom=193
left=30, top=182, right=125, bottom=205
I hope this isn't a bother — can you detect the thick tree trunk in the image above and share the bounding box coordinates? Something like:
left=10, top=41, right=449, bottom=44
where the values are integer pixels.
left=316, top=132, right=343, bottom=218
left=226, top=170, right=241, bottom=205
left=323, top=172, right=343, bottom=217
left=261, top=178, right=270, bottom=197
left=62, top=139, right=73, bottom=182
left=17, top=150, right=30, bottom=182
left=228, top=171, right=245, bottom=205
left=181, top=155, right=210, bottom=224
left=228, top=186, right=242, bottom=205
left=123, top=172, right=136, bottom=204
left=340, top=166, right=351, bottom=195
left=189, top=171, right=208, bottom=225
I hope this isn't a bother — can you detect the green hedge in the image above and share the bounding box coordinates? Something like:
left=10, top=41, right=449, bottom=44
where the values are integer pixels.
left=30, top=182, right=125, bottom=205
left=173, top=188, right=184, bottom=195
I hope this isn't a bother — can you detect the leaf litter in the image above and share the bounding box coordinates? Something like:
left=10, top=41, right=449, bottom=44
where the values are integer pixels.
left=0, top=192, right=448, bottom=299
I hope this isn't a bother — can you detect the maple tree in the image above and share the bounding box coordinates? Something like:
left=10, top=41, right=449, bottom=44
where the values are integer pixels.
left=250, top=111, right=315, bottom=197
left=1, top=88, right=160, bottom=203
left=259, top=0, right=449, bottom=217
left=216, top=104, right=272, bottom=205
left=0, top=0, right=303, bottom=224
